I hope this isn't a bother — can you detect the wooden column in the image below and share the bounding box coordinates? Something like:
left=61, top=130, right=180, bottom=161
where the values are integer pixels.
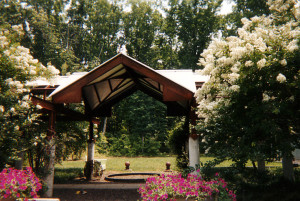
left=86, top=121, right=95, bottom=181
left=188, top=102, right=200, bottom=169
left=44, top=111, right=56, bottom=198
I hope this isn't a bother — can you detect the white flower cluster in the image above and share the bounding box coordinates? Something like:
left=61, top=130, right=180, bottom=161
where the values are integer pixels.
left=0, top=35, right=9, bottom=48
left=47, top=62, right=60, bottom=75
left=5, top=78, right=28, bottom=94
left=276, top=73, right=287, bottom=83
left=11, top=24, right=24, bottom=36
left=1, top=25, right=60, bottom=88
left=4, top=44, right=45, bottom=76
left=195, top=0, right=299, bottom=118
left=0, top=105, right=4, bottom=113
left=268, top=0, right=300, bottom=19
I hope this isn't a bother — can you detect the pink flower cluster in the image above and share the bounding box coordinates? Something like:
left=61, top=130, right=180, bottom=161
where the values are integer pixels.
left=0, top=167, right=42, bottom=200
left=139, top=173, right=236, bottom=201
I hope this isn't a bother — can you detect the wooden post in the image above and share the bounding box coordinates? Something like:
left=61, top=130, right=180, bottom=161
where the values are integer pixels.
left=44, top=111, right=56, bottom=198
left=86, top=121, right=95, bottom=181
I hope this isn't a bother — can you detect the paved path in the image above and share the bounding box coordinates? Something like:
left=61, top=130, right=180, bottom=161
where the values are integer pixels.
left=53, top=184, right=142, bottom=201
left=54, top=183, right=143, bottom=190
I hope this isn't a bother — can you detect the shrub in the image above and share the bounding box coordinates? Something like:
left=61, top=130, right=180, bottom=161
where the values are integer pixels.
left=0, top=167, right=42, bottom=200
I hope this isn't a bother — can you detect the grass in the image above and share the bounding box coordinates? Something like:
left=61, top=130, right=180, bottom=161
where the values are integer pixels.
left=53, top=154, right=284, bottom=185
left=55, top=155, right=281, bottom=175
left=55, top=155, right=282, bottom=172
left=105, top=156, right=177, bottom=172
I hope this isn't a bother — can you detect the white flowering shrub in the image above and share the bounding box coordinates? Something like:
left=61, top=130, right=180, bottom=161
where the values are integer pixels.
left=195, top=0, right=299, bottom=167
left=0, top=23, right=59, bottom=168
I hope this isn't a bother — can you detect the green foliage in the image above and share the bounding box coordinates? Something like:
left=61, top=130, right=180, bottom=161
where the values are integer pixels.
left=168, top=117, right=190, bottom=170
left=0, top=21, right=58, bottom=172
left=107, top=133, right=134, bottom=157
left=55, top=121, right=88, bottom=161
left=86, top=0, right=123, bottom=63
left=175, top=0, right=222, bottom=70
left=102, top=91, right=171, bottom=156
left=222, top=0, right=270, bottom=37
left=123, top=0, right=163, bottom=65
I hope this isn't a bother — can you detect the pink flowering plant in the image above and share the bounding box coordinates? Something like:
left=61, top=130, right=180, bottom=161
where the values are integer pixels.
left=139, top=172, right=236, bottom=201
left=0, top=167, right=42, bottom=200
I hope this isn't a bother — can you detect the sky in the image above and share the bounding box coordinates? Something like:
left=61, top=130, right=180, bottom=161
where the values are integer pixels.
left=219, top=0, right=235, bottom=15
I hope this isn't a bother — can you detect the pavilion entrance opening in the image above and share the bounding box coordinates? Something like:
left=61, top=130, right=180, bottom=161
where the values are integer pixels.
left=99, top=90, right=178, bottom=157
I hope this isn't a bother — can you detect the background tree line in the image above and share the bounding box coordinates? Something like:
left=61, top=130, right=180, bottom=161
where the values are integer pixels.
left=0, top=0, right=272, bottom=168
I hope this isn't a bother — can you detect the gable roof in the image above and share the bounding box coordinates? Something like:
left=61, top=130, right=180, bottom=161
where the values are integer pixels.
left=31, top=53, right=208, bottom=117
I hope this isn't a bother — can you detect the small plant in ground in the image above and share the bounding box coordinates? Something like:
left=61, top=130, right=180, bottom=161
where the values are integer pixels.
left=0, top=167, right=42, bottom=200
left=138, top=172, right=236, bottom=201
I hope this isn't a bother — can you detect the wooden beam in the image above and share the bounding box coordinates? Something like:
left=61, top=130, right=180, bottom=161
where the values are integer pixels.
left=31, top=96, right=99, bottom=124
left=163, top=86, right=190, bottom=101
left=52, top=55, right=124, bottom=103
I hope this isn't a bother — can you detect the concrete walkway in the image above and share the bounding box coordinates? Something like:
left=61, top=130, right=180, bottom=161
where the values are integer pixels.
left=53, top=183, right=142, bottom=201
left=54, top=183, right=144, bottom=190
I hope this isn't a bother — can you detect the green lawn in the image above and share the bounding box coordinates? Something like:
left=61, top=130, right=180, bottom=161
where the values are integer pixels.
left=55, top=155, right=283, bottom=172
left=55, top=156, right=177, bottom=172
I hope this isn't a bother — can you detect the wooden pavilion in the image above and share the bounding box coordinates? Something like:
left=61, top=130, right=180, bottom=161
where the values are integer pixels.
left=30, top=53, right=208, bottom=197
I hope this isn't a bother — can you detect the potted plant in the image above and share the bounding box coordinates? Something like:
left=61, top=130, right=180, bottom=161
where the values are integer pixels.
left=0, top=167, right=42, bottom=201
left=139, top=172, right=236, bottom=201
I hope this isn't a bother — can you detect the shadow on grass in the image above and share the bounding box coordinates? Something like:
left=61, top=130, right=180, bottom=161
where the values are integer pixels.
left=201, top=167, right=300, bottom=201
left=54, top=167, right=84, bottom=184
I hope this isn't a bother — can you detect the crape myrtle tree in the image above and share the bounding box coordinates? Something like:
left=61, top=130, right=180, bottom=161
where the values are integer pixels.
left=0, top=23, right=59, bottom=170
left=1, top=0, right=90, bottom=161
left=195, top=0, right=299, bottom=181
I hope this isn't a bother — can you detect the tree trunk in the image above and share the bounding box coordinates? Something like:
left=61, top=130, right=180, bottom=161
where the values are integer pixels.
left=43, top=111, right=56, bottom=198
left=43, top=139, right=56, bottom=197
left=86, top=121, right=95, bottom=181
left=101, top=117, right=107, bottom=134
left=251, top=160, right=257, bottom=170
left=282, top=153, right=295, bottom=182
left=15, top=151, right=24, bottom=170
left=257, top=159, right=265, bottom=172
